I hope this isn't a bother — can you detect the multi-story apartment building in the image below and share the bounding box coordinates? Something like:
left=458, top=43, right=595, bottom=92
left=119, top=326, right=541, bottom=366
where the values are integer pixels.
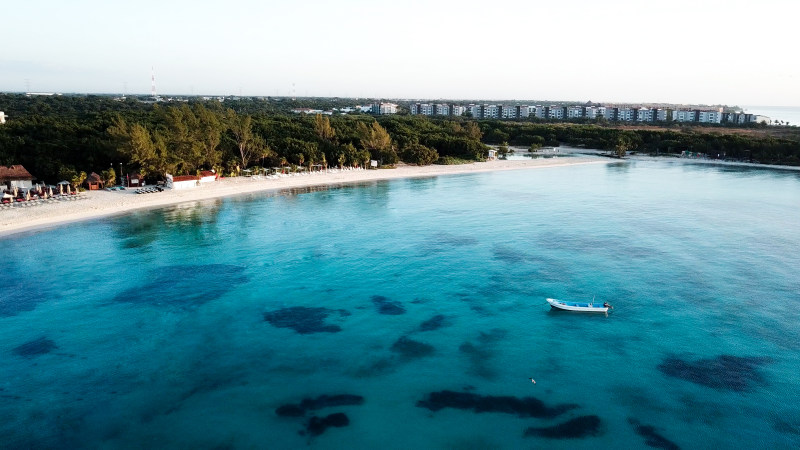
left=722, top=112, right=771, bottom=125
left=617, top=108, right=635, bottom=121
left=697, top=110, right=722, bottom=123
left=499, top=105, right=515, bottom=119
left=434, top=104, right=450, bottom=116
left=636, top=108, right=654, bottom=122
left=372, top=103, right=397, bottom=114
left=482, top=104, right=499, bottom=119
left=468, top=104, right=481, bottom=118
left=415, top=103, right=433, bottom=115
left=409, top=102, right=767, bottom=125
left=597, top=106, right=614, bottom=120
left=567, top=106, right=584, bottom=119
left=548, top=106, right=565, bottom=120
left=673, top=110, right=697, bottom=122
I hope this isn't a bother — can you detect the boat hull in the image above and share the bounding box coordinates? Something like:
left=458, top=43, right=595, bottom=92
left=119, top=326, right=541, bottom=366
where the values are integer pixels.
left=546, top=298, right=608, bottom=313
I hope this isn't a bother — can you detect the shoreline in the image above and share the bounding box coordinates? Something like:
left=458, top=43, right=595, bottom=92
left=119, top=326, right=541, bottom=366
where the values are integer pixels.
left=0, top=157, right=605, bottom=238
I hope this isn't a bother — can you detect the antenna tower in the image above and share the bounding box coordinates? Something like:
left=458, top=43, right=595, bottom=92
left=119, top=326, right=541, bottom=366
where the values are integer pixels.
left=151, top=66, right=157, bottom=99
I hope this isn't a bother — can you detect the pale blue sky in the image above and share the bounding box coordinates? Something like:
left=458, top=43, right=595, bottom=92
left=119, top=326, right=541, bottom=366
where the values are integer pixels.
left=2, top=0, right=798, bottom=105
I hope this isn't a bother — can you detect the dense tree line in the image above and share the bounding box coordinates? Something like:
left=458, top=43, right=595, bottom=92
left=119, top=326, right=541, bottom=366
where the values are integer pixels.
left=476, top=121, right=800, bottom=164
left=1, top=94, right=799, bottom=185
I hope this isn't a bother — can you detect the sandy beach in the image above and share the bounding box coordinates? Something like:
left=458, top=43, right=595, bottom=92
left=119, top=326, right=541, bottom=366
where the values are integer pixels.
left=0, top=157, right=604, bottom=237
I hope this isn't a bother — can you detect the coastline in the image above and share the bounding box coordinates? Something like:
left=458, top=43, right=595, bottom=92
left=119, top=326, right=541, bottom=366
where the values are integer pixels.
left=0, top=157, right=605, bottom=238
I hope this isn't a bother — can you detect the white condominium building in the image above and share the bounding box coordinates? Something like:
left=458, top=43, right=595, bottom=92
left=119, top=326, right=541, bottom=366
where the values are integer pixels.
left=500, top=105, right=515, bottom=119
left=673, top=110, right=696, bottom=122
left=548, top=106, right=565, bottom=119
left=567, top=106, right=584, bottom=119
left=379, top=103, right=398, bottom=114
left=636, top=108, right=654, bottom=122
left=468, top=104, right=481, bottom=118
left=617, top=108, right=635, bottom=121
left=698, top=110, right=722, bottom=123
left=434, top=104, right=450, bottom=116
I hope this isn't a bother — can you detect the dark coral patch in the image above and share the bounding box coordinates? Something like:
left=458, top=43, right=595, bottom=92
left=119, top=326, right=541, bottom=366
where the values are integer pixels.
left=492, top=244, right=531, bottom=263
left=391, top=336, right=435, bottom=359
left=658, top=355, right=770, bottom=392
left=416, top=390, right=577, bottom=419
left=275, top=404, right=306, bottom=417
left=113, top=264, right=247, bottom=308
left=305, top=413, right=349, bottom=436
left=773, top=416, right=800, bottom=436
left=371, top=295, right=405, bottom=315
left=13, top=337, right=58, bottom=358
left=419, top=314, right=446, bottom=332
left=276, top=394, right=364, bottom=417
left=264, top=307, right=347, bottom=334
left=628, top=418, right=681, bottom=450
left=524, top=415, right=602, bottom=439
left=459, top=329, right=508, bottom=380
left=0, top=269, right=49, bottom=317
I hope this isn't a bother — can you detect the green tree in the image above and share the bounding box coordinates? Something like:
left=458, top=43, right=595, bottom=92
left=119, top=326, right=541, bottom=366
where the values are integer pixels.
left=227, top=111, right=267, bottom=169
left=72, top=171, right=87, bottom=191
left=164, top=105, right=202, bottom=174
left=401, top=143, right=439, bottom=165
left=194, top=104, right=224, bottom=170
left=108, top=118, right=171, bottom=178
left=101, top=167, right=116, bottom=186
left=314, top=114, right=336, bottom=141
left=58, top=166, right=77, bottom=183
left=614, top=132, right=640, bottom=158
left=358, top=121, right=397, bottom=165
left=464, top=121, right=482, bottom=141
left=497, top=141, right=510, bottom=156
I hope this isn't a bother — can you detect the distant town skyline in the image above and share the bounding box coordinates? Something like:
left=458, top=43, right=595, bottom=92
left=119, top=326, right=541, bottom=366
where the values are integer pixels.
left=2, top=0, right=799, bottom=106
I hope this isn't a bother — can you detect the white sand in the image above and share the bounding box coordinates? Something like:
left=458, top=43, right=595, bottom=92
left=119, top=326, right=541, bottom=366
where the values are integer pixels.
left=0, top=157, right=605, bottom=237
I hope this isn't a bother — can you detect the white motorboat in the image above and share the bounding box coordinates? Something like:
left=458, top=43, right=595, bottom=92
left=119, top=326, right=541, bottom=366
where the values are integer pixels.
left=546, top=297, right=611, bottom=313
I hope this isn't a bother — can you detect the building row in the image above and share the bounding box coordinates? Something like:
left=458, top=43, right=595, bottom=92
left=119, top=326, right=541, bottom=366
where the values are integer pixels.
left=409, top=103, right=771, bottom=124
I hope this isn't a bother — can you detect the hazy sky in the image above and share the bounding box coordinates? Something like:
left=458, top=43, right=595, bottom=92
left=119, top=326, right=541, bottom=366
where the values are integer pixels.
left=2, top=0, right=798, bottom=105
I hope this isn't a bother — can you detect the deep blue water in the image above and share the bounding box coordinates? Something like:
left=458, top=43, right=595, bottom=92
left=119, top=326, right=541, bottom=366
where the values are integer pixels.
left=2, top=159, right=800, bottom=449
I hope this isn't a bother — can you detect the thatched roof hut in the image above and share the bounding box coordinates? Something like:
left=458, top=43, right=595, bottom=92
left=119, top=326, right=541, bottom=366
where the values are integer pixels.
left=0, top=165, right=35, bottom=189
left=86, top=172, right=104, bottom=190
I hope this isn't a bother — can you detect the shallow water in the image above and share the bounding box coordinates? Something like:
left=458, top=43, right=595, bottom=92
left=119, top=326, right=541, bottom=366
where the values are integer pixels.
left=2, top=159, right=800, bottom=448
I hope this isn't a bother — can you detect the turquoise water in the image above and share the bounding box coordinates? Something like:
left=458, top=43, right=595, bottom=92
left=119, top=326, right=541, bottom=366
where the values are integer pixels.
left=2, top=159, right=800, bottom=449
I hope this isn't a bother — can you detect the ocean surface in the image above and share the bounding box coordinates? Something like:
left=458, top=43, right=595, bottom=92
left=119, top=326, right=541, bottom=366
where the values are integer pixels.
left=2, top=158, right=800, bottom=449
left=742, top=105, right=800, bottom=126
